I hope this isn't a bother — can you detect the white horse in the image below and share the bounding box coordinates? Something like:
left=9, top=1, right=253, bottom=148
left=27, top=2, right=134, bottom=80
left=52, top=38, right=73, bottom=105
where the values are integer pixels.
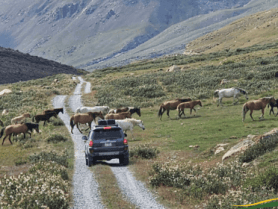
left=214, top=87, right=248, bottom=107
left=115, top=118, right=145, bottom=139
left=75, top=106, right=110, bottom=115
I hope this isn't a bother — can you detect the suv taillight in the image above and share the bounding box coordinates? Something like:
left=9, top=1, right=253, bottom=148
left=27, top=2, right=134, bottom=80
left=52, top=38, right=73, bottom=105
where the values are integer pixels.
left=123, top=139, right=128, bottom=145
left=89, top=140, right=93, bottom=147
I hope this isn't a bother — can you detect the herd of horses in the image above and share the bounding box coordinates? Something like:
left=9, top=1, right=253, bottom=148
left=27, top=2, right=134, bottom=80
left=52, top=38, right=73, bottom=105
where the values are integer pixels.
left=0, top=108, right=64, bottom=145
left=1, top=86, right=278, bottom=145
left=158, top=87, right=278, bottom=122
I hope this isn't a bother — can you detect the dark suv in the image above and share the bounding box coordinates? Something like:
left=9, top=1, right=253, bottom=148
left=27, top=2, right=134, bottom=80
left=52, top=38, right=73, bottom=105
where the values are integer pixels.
left=83, top=119, right=129, bottom=167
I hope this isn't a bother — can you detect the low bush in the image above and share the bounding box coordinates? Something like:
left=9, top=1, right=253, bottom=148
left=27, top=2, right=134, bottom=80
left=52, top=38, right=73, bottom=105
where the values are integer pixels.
left=130, top=144, right=160, bottom=159
left=239, top=135, right=278, bottom=163
left=0, top=161, right=70, bottom=209
left=51, top=118, right=64, bottom=126
left=29, top=150, right=69, bottom=167
left=46, top=134, right=68, bottom=143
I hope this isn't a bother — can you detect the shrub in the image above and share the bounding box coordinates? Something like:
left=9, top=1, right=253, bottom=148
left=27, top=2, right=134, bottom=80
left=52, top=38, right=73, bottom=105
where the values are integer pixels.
left=130, top=144, right=160, bottom=159
left=29, top=151, right=69, bottom=167
left=239, top=135, right=278, bottom=163
left=46, top=134, right=68, bottom=143
left=0, top=161, right=70, bottom=209
left=51, top=118, right=65, bottom=126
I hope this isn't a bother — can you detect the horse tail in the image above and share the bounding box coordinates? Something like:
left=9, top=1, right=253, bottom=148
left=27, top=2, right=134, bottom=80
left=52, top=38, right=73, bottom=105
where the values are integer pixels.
left=242, top=104, right=248, bottom=121
left=0, top=127, right=5, bottom=139
left=70, top=116, right=75, bottom=129
left=158, top=105, right=164, bottom=117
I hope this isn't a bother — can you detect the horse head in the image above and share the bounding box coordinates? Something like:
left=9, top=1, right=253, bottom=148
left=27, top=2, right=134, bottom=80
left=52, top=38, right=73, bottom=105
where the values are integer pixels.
left=138, top=120, right=145, bottom=130
left=198, top=100, right=202, bottom=107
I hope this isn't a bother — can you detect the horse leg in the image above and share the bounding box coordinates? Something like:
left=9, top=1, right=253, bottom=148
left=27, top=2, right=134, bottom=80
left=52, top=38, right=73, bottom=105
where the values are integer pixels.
left=76, top=123, right=82, bottom=133
left=260, top=108, right=265, bottom=119
left=276, top=107, right=278, bottom=117
left=8, top=135, right=12, bottom=145
left=250, top=110, right=254, bottom=121
left=2, top=135, right=8, bottom=145
left=167, top=109, right=171, bottom=119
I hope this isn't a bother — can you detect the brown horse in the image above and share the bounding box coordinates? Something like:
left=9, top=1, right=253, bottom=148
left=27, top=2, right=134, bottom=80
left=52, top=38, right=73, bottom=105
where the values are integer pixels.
left=105, top=112, right=132, bottom=120
left=0, top=123, right=39, bottom=145
left=11, top=113, right=31, bottom=124
left=70, top=112, right=99, bottom=134
left=177, top=100, right=202, bottom=118
left=32, top=111, right=57, bottom=126
left=116, top=107, right=129, bottom=113
left=158, top=98, right=192, bottom=120
left=242, top=96, right=276, bottom=122
left=43, top=107, right=64, bottom=115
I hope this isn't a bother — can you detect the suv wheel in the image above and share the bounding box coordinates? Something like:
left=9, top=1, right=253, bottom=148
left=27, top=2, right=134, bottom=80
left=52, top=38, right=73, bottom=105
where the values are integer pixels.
left=119, top=153, right=129, bottom=166
left=85, top=154, right=92, bottom=167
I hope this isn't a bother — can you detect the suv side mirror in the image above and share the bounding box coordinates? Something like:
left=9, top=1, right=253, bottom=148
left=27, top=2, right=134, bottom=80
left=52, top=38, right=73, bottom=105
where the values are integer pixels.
left=82, top=136, right=88, bottom=141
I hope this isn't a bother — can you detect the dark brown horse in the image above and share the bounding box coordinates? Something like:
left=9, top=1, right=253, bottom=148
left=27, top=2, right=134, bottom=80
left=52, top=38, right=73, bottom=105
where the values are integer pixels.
left=0, top=123, right=39, bottom=145
left=105, top=112, right=132, bottom=120
left=158, top=98, right=192, bottom=120
left=177, top=100, right=202, bottom=118
left=43, top=107, right=64, bottom=115
left=242, top=96, right=276, bottom=121
left=70, top=112, right=101, bottom=134
left=115, top=107, right=141, bottom=117
left=32, top=111, right=57, bottom=126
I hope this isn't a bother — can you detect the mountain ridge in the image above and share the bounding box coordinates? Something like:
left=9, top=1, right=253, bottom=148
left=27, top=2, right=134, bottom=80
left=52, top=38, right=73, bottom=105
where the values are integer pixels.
left=0, top=0, right=277, bottom=71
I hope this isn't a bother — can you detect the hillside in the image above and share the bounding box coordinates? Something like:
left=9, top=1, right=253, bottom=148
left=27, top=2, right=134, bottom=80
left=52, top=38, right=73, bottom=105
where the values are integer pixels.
left=0, top=47, right=85, bottom=84
left=185, top=7, right=278, bottom=54
left=0, top=0, right=278, bottom=70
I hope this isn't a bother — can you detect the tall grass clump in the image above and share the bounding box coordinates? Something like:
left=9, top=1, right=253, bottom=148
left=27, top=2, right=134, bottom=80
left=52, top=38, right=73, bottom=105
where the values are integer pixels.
left=46, top=134, right=68, bottom=143
left=29, top=150, right=69, bottom=167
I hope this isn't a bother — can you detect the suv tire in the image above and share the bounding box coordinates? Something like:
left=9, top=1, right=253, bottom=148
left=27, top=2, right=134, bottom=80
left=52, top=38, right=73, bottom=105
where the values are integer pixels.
left=119, top=153, right=129, bottom=166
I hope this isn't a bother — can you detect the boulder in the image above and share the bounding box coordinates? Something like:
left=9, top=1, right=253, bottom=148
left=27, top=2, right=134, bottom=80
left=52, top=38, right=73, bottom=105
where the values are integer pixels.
left=2, top=109, right=9, bottom=115
left=214, top=143, right=229, bottom=155
left=167, top=65, right=181, bottom=72
left=0, top=89, right=12, bottom=96
left=222, top=139, right=254, bottom=161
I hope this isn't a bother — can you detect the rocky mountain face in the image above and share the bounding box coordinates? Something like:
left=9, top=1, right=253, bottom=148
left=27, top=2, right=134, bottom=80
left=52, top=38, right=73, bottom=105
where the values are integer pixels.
left=0, top=47, right=84, bottom=84
left=0, top=0, right=277, bottom=71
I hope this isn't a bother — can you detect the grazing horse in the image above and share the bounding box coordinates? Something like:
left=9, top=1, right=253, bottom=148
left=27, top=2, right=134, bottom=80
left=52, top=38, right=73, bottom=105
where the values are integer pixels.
left=75, top=106, right=110, bottom=115
left=43, top=107, right=64, bottom=115
left=105, top=112, right=132, bottom=120
left=115, top=119, right=145, bottom=139
left=242, top=97, right=276, bottom=122
left=116, top=107, right=141, bottom=117
left=11, top=113, right=31, bottom=124
left=0, top=123, right=39, bottom=145
left=32, top=111, right=57, bottom=126
left=177, top=100, right=202, bottom=118
left=214, top=87, right=248, bottom=107
left=158, top=98, right=192, bottom=120
left=70, top=112, right=98, bottom=134
left=267, top=99, right=278, bottom=116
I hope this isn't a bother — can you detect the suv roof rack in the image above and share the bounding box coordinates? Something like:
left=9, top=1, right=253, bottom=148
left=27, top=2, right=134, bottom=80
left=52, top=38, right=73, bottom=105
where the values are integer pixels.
left=98, top=119, right=116, bottom=126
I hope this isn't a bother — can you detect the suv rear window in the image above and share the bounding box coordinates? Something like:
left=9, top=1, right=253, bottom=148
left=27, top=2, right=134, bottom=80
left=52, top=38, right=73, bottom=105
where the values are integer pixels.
left=92, top=129, right=122, bottom=140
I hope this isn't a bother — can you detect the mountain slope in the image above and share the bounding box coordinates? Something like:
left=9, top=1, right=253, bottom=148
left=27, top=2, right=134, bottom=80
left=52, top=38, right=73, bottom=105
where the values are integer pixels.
left=184, top=7, right=278, bottom=54
left=0, top=47, right=84, bottom=84
left=0, top=0, right=277, bottom=71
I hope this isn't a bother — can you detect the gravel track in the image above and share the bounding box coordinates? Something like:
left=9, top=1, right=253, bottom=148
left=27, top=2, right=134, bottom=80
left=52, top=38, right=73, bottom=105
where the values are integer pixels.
left=53, top=76, right=165, bottom=209
left=52, top=77, right=104, bottom=209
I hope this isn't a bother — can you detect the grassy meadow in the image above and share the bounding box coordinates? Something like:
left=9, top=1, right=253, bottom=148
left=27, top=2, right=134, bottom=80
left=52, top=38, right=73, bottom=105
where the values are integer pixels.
left=0, top=74, right=77, bottom=208
left=82, top=41, right=278, bottom=208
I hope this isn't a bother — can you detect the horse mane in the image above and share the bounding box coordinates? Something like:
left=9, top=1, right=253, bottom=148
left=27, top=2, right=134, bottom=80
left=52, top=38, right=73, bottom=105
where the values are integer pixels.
left=176, top=98, right=191, bottom=102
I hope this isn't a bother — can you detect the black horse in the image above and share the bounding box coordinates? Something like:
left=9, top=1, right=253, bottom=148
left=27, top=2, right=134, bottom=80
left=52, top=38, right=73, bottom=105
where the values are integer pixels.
left=43, top=107, right=64, bottom=115
left=268, top=99, right=278, bottom=116
left=129, top=107, right=141, bottom=117
left=32, top=111, right=57, bottom=125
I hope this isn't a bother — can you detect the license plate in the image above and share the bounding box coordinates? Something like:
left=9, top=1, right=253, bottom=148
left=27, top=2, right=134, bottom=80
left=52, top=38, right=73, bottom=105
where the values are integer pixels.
left=105, top=143, right=112, bottom=147
left=99, top=152, right=119, bottom=156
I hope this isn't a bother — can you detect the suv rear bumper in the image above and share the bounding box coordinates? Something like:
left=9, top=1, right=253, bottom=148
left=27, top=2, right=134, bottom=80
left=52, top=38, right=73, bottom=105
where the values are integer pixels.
left=87, top=149, right=129, bottom=161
